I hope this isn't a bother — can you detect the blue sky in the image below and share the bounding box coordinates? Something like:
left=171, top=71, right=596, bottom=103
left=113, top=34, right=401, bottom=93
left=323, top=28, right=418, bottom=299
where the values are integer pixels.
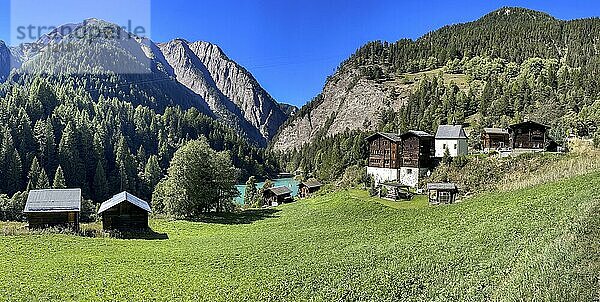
left=1, top=1, right=600, bottom=106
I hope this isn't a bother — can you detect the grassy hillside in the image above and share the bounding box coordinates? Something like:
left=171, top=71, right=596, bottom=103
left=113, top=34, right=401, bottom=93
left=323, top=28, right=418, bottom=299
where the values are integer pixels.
left=1, top=173, right=599, bottom=301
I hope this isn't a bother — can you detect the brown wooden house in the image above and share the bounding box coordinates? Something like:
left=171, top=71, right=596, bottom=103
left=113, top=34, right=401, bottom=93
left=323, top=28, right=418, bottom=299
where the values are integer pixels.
left=24, top=189, right=82, bottom=230
left=508, top=121, right=550, bottom=150
left=366, top=132, right=402, bottom=169
left=427, top=183, right=459, bottom=205
left=298, top=180, right=322, bottom=198
left=263, top=186, right=293, bottom=206
left=482, top=128, right=510, bottom=151
left=399, top=130, right=434, bottom=168
left=98, top=192, right=152, bottom=231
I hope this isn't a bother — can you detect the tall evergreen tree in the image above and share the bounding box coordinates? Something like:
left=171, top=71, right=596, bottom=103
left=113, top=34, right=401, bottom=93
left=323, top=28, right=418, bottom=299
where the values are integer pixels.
left=93, top=161, right=109, bottom=201
left=53, top=165, right=67, bottom=189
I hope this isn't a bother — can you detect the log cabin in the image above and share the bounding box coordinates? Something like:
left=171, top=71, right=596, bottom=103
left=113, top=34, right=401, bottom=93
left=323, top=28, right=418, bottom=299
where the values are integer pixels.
left=366, top=131, right=434, bottom=188
left=427, top=183, right=459, bottom=205
left=98, top=192, right=152, bottom=231
left=24, top=189, right=81, bottom=230
left=508, top=121, right=550, bottom=150
left=481, top=128, right=510, bottom=152
left=263, top=186, right=293, bottom=206
left=298, top=180, right=322, bottom=198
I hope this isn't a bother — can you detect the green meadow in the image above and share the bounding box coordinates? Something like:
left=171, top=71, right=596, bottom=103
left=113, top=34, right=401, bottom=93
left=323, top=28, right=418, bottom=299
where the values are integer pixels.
left=1, top=172, right=599, bottom=301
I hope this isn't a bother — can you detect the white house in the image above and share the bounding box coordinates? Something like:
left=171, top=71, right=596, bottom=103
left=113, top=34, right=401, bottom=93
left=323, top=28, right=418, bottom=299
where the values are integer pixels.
left=434, top=125, right=468, bottom=158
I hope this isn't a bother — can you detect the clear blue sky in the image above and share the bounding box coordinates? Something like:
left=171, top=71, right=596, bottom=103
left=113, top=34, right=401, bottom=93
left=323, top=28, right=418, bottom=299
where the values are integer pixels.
left=1, top=1, right=600, bottom=106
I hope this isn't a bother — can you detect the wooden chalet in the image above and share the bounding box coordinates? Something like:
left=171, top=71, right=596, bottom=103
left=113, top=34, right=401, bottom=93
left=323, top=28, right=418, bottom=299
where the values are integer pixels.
left=98, top=192, right=152, bottom=231
left=263, top=186, right=293, bottom=206
left=298, top=180, right=322, bottom=198
left=482, top=128, right=509, bottom=151
left=508, top=121, right=550, bottom=150
left=427, top=183, right=459, bottom=205
left=399, top=130, right=434, bottom=169
left=366, top=132, right=402, bottom=169
left=24, top=189, right=82, bottom=230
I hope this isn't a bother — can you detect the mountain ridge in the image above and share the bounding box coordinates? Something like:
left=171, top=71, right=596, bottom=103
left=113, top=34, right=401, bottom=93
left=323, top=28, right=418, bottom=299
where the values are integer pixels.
left=271, top=7, right=600, bottom=151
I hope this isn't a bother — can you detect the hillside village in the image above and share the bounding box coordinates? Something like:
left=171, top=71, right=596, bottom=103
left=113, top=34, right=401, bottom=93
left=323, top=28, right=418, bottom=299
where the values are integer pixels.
left=1, top=5, right=599, bottom=302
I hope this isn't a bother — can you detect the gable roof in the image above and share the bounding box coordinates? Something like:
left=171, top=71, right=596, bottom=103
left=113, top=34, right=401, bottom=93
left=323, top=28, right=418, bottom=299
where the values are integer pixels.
left=24, top=189, right=81, bottom=213
left=267, top=186, right=292, bottom=196
left=436, top=125, right=468, bottom=139
left=401, top=130, right=433, bottom=139
left=365, top=132, right=402, bottom=142
left=98, top=191, right=152, bottom=214
left=427, top=183, right=459, bottom=191
left=483, top=128, right=509, bottom=135
left=508, top=120, right=550, bottom=130
left=300, top=180, right=322, bottom=188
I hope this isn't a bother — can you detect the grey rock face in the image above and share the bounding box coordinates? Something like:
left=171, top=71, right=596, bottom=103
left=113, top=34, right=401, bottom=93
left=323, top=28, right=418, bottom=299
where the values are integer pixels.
left=272, top=68, right=408, bottom=151
left=0, top=41, right=20, bottom=82
left=158, top=39, right=288, bottom=145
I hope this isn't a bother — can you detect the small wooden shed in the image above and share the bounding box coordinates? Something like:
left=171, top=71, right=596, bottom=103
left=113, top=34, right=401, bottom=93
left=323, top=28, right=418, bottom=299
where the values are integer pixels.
left=298, top=180, right=322, bottom=198
left=380, top=182, right=413, bottom=200
left=24, top=189, right=82, bottom=230
left=98, top=192, right=152, bottom=231
left=427, top=183, right=459, bottom=205
left=263, top=186, right=293, bottom=206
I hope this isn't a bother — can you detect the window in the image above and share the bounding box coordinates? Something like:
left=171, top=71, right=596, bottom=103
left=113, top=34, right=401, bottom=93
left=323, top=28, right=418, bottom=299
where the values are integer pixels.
left=443, top=144, right=447, bottom=149
left=406, top=169, right=413, bottom=174
left=439, top=192, right=451, bottom=204
left=454, top=144, right=457, bottom=150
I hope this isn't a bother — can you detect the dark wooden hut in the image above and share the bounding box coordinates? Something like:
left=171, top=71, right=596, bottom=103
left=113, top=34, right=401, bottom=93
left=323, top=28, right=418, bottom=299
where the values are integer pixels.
left=508, top=121, right=550, bottom=150
left=24, top=189, right=82, bottom=230
left=482, top=128, right=510, bottom=151
left=98, top=192, right=152, bottom=231
left=427, top=183, right=459, bottom=205
left=380, top=182, right=413, bottom=200
left=399, top=130, right=434, bottom=168
left=298, top=180, right=322, bottom=198
left=366, top=132, right=403, bottom=169
left=263, top=186, right=293, bottom=206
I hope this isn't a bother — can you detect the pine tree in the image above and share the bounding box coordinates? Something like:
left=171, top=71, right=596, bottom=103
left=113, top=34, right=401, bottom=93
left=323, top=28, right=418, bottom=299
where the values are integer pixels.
left=27, top=157, right=43, bottom=190
left=115, top=135, right=137, bottom=192
left=37, top=168, right=50, bottom=189
left=53, top=165, right=67, bottom=189
left=58, top=122, right=83, bottom=188
left=0, top=127, right=23, bottom=195
left=244, top=176, right=258, bottom=207
left=93, top=161, right=109, bottom=201
left=143, top=155, right=162, bottom=193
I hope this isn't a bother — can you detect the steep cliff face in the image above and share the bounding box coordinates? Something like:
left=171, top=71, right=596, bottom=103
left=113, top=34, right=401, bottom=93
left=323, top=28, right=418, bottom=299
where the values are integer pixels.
left=0, top=41, right=19, bottom=81
left=272, top=68, right=410, bottom=151
left=158, top=39, right=288, bottom=145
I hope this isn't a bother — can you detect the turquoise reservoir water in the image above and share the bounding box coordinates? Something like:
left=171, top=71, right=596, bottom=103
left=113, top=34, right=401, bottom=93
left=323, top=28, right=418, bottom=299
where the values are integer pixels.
left=235, top=178, right=299, bottom=205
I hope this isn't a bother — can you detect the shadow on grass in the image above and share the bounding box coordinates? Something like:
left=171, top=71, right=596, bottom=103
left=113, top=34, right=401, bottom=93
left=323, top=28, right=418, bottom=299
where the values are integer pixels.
left=195, top=208, right=281, bottom=225
left=80, top=228, right=169, bottom=240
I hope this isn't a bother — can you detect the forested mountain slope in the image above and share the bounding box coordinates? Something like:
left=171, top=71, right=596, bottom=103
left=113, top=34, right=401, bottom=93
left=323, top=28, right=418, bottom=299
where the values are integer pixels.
left=272, top=7, right=600, bottom=151
left=0, top=19, right=286, bottom=202
left=4, top=19, right=288, bottom=146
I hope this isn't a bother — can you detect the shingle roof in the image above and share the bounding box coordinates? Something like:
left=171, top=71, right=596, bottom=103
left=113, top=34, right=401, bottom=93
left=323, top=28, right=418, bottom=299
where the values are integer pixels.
left=401, top=130, right=433, bottom=138
left=483, top=128, right=509, bottom=135
left=301, top=180, right=322, bottom=188
left=365, top=132, right=402, bottom=142
left=24, top=189, right=81, bottom=213
left=508, top=121, right=550, bottom=130
left=427, top=183, right=459, bottom=191
left=98, top=191, right=152, bottom=214
left=436, top=125, right=468, bottom=139
left=268, top=186, right=292, bottom=196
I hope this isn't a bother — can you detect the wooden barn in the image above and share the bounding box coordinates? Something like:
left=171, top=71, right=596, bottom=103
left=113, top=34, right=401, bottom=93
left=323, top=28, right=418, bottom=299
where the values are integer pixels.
left=24, top=189, right=82, bottom=230
left=427, top=183, right=459, bottom=205
left=400, top=130, right=434, bottom=168
left=298, top=180, right=322, bottom=198
left=98, top=192, right=152, bottom=231
left=263, top=186, right=293, bottom=206
left=482, top=128, right=510, bottom=151
left=508, top=121, right=550, bottom=150
left=366, top=132, right=403, bottom=169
